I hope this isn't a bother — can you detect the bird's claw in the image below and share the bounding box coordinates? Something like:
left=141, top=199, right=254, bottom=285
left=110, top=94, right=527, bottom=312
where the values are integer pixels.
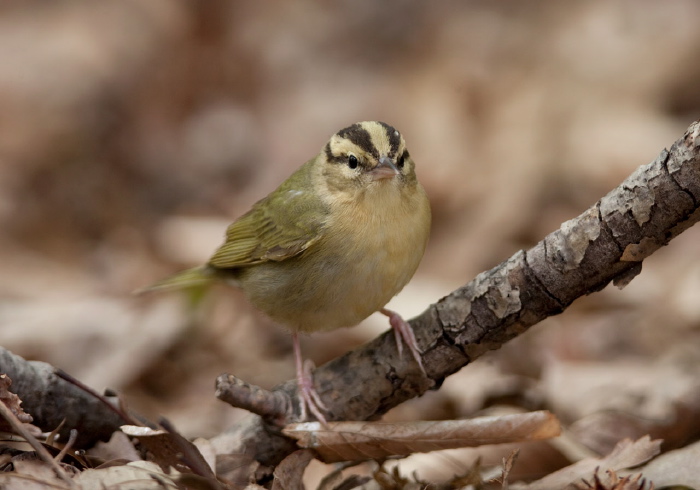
left=297, top=359, right=328, bottom=425
left=293, top=332, right=328, bottom=425
left=381, top=307, right=425, bottom=374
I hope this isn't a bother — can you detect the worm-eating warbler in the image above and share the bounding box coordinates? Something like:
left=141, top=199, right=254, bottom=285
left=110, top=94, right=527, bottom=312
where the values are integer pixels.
left=147, top=121, right=431, bottom=422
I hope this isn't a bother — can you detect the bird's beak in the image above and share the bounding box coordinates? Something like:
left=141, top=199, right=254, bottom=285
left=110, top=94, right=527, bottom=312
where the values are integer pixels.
left=369, top=156, right=400, bottom=181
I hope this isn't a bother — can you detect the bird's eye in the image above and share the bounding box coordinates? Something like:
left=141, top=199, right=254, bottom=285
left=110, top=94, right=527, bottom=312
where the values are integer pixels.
left=397, top=154, right=405, bottom=169
left=348, top=155, right=358, bottom=169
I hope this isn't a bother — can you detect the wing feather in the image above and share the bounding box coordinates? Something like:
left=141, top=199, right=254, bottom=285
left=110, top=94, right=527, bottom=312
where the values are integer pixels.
left=208, top=159, right=328, bottom=269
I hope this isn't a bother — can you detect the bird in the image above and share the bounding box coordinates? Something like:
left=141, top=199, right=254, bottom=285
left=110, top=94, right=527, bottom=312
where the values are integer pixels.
left=144, top=121, right=431, bottom=423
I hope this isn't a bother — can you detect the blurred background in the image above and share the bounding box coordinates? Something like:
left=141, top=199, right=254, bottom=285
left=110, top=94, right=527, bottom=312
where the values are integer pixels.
left=2, top=0, right=700, bottom=482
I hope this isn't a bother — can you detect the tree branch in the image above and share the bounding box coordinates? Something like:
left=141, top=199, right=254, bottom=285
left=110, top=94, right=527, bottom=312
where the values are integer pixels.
left=212, top=120, right=700, bottom=467
left=0, top=347, right=128, bottom=448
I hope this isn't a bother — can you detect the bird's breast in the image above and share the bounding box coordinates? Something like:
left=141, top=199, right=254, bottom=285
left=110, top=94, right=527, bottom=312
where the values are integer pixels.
left=300, top=183, right=429, bottom=330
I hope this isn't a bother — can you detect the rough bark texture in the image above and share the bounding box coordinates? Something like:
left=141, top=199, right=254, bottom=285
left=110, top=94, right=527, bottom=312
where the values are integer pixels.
left=212, top=121, right=700, bottom=467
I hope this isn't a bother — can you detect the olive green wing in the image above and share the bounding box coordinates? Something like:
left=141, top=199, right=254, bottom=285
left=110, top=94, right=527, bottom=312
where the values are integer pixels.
left=208, top=161, right=328, bottom=269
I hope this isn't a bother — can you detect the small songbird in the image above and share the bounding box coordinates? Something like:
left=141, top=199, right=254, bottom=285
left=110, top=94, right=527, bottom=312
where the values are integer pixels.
left=145, top=121, right=431, bottom=423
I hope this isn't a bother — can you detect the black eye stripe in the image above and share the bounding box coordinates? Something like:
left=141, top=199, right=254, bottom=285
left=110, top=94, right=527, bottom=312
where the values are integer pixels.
left=378, top=121, right=402, bottom=158
left=337, top=124, right=379, bottom=159
left=397, top=150, right=408, bottom=168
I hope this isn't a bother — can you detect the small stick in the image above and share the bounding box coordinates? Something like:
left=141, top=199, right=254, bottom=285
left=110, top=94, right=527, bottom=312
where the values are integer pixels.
left=53, top=429, right=78, bottom=464
left=0, top=398, right=74, bottom=486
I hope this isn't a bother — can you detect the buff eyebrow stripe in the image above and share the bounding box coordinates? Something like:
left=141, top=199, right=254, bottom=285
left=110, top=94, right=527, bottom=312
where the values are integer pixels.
left=325, top=142, right=345, bottom=163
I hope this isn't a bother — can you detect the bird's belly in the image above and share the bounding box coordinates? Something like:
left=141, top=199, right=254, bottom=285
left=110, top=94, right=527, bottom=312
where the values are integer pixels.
left=238, top=243, right=418, bottom=333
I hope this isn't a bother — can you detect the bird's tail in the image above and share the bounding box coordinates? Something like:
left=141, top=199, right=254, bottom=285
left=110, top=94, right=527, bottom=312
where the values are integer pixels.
left=135, top=266, right=215, bottom=294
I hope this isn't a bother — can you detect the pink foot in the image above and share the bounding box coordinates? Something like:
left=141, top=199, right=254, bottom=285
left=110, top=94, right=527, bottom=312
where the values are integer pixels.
left=292, top=332, right=328, bottom=424
left=380, top=308, right=425, bottom=374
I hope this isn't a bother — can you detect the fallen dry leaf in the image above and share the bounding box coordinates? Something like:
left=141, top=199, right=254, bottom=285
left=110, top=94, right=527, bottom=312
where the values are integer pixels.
left=271, top=449, right=315, bottom=490
left=510, top=436, right=661, bottom=490
left=88, top=429, right=141, bottom=464
left=74, top=461, right=179, bottom=489
left=543, top=355, right=700, bottom=454
left=0, top=473, right=70, bottom=490
left=0, top=374, right=33, bottom=433
left=494, top=450, right=519, bottom=489
left=572, top=469, right=651, bottom=490
left=283, top=411, right=560, bottom=463
left=633, top=438, right=700, bottom=488
left=3, top=456, right=73, bottom=490
left=121, top=423, right=216, bottom=479
left=215, top=453, right=265, bottom=488
left=192, top=437, right=218, bottom=480
left=372, top=464, right=426, bottom=490
left=316, top=465, right=371, bottom=490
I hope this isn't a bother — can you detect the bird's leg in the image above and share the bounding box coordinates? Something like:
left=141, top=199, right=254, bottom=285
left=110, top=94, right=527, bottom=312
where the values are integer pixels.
left=292, top=331, right=328, bottom=424
left=380, top=308, right=425, bottom=374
